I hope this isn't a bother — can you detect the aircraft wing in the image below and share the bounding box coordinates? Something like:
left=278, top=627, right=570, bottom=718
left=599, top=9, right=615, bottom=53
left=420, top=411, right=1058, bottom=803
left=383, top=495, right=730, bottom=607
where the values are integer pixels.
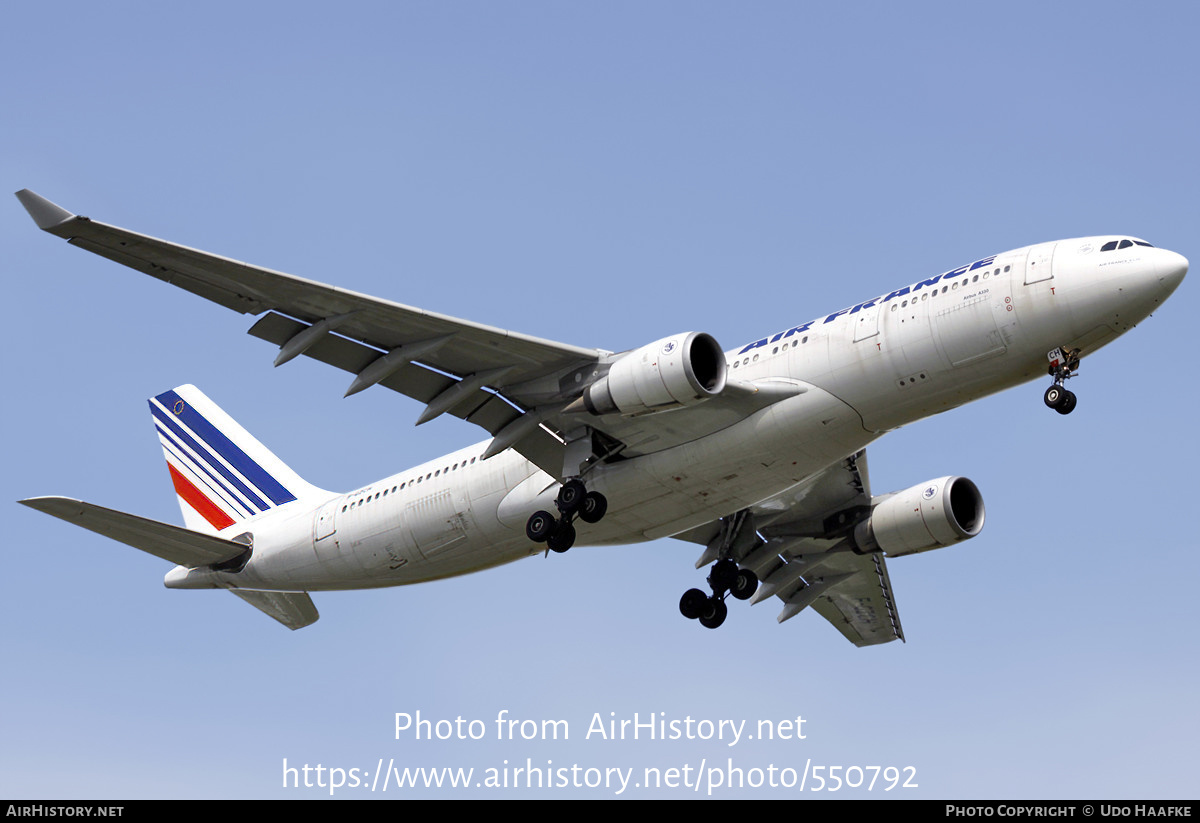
left=674, top=450, right=905, bottom=647
left=19, top=190, right=796, bottom=478
left=16, top=190, right=604, bottom=475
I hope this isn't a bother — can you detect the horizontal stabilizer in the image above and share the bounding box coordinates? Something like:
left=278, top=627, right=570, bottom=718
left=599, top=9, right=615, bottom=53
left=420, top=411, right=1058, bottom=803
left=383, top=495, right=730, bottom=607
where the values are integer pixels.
left=19, top=496, right=247, bottom=568
left=230, top=589, right=319, bottom=630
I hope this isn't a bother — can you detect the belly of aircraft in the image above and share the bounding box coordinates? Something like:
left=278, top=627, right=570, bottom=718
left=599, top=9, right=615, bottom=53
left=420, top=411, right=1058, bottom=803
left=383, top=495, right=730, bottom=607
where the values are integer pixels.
left=221, top=382, right=877, bottom=592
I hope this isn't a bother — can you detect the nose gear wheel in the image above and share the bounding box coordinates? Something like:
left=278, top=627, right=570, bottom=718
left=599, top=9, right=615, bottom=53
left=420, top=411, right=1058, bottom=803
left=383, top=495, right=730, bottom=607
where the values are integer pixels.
left=1043, top=346, right=1081, bottom=415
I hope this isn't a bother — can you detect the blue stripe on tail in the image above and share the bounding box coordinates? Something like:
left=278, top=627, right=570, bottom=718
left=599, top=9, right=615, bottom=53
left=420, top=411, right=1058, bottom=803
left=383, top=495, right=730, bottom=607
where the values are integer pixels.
left=151, top=390, right=297, bottom=508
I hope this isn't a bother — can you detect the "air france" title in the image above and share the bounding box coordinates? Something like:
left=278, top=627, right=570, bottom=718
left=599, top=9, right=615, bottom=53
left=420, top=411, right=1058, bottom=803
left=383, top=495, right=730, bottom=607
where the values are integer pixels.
left=738, top=255, right=997, bottom=354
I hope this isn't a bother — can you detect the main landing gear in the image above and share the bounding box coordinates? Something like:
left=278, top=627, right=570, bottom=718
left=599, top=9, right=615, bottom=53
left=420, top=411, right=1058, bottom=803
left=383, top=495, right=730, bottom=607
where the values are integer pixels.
left=525, top=478, right=608, bottom=553
left=1044, top=345, right=1081, bottom=415
left=678, top=558, right=759, bottom=630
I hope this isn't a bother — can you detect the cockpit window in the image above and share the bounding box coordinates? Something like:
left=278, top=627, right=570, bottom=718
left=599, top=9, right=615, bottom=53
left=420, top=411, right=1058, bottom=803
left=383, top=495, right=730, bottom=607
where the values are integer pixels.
left=1101, top=238, right=1154, bottom=252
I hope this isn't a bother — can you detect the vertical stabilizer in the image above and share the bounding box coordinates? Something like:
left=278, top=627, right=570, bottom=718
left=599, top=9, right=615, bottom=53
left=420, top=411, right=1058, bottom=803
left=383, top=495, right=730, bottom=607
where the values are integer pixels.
left=148, top=385, right=325, bottom=533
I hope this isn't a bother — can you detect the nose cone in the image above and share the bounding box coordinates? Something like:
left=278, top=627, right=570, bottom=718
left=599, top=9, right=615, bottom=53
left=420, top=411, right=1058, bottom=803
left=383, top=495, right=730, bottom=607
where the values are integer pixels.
left=1157, top=248, right=1188, bottom=296
left=1076, top=242, right=1188, bottom=335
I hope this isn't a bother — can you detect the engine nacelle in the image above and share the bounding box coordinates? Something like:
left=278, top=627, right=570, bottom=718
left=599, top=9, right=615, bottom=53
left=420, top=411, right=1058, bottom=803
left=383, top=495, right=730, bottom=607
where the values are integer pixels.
left=854, top=476, right=985, bottom=557
left=583, top=332, right=727, bottom=416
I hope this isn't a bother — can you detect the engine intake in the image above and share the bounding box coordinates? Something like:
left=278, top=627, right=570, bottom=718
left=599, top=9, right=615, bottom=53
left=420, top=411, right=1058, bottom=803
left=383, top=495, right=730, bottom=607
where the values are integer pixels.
left=583, top=332, right=727, bottom=416
left=854, top=476, right=985, bottom=557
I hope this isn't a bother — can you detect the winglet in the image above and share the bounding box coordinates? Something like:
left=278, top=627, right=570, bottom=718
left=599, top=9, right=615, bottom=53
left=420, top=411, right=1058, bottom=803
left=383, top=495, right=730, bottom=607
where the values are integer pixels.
left=15, top=189, right=76, bottom=231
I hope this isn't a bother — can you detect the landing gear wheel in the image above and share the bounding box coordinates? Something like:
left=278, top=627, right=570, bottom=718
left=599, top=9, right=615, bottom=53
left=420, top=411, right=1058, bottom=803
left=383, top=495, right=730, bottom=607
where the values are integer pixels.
left=709, top=559, right=738, bottom=593
left=546, top=521, right=576, bottom=553
left=578, top=491, right=608, bottom=524
left=526, top=510, right=556, bottom=543
left=556, top=479, right=587, bottom=515
left=729, top=568, right=759, bottom=601
left=698, top=597, right=728, bottom=630
left=1044, top=385, right=1066, bottom=409
left=679, top=588, right=708, bottom=620
left=1044, top=346, right=1083, bottom=413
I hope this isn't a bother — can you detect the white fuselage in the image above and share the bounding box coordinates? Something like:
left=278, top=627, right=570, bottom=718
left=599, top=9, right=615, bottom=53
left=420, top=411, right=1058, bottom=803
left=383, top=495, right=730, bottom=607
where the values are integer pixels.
left=165, top=238, right=1187, bottom=593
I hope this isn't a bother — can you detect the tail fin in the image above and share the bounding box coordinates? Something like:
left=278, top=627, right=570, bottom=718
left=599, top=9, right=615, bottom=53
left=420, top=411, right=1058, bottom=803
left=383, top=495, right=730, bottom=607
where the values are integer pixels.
left=148, top=385, right=324, bottom=533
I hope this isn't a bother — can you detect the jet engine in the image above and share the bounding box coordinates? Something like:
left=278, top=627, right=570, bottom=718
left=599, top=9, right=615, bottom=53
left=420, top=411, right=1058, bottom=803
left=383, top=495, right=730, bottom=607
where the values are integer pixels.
left=853, top=476, right=985, bottom=557
left=583, top=332, right=727, bottom=416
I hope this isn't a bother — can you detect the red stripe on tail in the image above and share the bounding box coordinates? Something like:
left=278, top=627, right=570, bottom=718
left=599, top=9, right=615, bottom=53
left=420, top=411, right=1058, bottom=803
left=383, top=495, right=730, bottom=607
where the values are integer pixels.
left=167, top=464, right=236, bottom=530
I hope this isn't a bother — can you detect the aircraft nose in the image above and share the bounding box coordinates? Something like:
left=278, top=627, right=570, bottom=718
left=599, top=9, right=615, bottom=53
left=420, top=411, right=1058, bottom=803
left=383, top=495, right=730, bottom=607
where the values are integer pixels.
left=1158, top=248, right=1188, bottom=294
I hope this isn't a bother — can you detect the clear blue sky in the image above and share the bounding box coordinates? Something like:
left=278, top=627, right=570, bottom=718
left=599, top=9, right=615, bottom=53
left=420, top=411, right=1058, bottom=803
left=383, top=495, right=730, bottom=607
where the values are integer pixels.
left=3, top=1, right=1196, bottom=799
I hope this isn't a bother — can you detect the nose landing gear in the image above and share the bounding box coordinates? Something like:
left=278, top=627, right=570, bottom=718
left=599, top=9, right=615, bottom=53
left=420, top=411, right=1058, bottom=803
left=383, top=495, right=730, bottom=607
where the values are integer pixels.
left=1044, top=346, right=1081, bottom=415
left=525, top=478, right=608, bottom=553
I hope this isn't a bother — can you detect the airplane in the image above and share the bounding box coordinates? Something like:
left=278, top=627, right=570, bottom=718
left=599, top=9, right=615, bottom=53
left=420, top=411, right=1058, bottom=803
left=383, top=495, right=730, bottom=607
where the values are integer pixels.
left=14, top=189, right=1188, bottom=643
